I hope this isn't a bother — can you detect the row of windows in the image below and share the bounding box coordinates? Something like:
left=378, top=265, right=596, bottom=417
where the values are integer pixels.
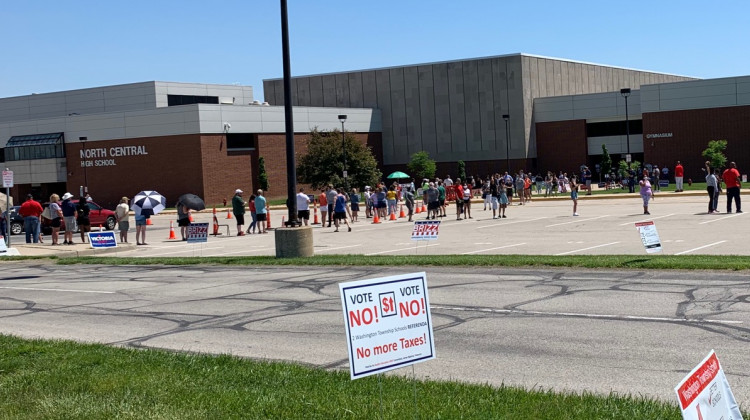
left=4, top=144, right=65, bottom=161
left=586, top=120, right=643, bottom=137
left=167, top=95, right=219, bottom=106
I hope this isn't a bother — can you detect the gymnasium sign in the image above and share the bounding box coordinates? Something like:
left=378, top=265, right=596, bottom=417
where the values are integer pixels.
left=80, top=145, right=149, bottom=167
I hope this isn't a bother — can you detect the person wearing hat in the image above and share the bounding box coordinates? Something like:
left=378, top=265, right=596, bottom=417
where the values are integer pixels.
left=60, top=192, right=78, bottom=245
left=115, top=196, right=130, bottom=243
left=232, top=189, right=246, bottom=236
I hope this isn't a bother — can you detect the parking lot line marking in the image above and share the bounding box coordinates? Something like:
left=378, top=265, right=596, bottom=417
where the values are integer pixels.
left=473, top=216, right=548, bottom=229
left=142, top=246, right=224, bottom=257
left=0, top=286, right=115, bottom=294
left=315, top=244, right=362, bottom=253
left=555, top=241, right=620, bottom=255
left=365, top=243, right=440, bottom=256
left=431, top=305, right=743, bottom=325
left=545, top=215, right=609, bottom=228
left=674, top=240, right=727, bottom=255
left=461, top=242, right=526, bottom=255
left=699, top=212, right=746, bottom=225
left=211, top=247, right=273, bottom=255
left=618, top=213, right=675, bottom=226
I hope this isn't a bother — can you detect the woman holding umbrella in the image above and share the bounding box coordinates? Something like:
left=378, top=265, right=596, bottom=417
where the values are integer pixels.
left=176, top=200, right=191, bottom=241
left=132, top=190, right=167, bottom=246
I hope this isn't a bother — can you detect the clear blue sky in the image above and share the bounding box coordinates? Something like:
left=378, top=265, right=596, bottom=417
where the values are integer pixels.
left=2, top=0, right=748, bottom=100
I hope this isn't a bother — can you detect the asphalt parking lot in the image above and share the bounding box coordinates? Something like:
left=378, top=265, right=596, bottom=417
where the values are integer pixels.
left=23, top=191, right=737, bottom=258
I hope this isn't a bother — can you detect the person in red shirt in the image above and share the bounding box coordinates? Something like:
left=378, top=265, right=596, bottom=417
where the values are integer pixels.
left=18, top=194, right=43, bottom=243
left=722, top=161, right=742, bottom=213
left=674, top=161, right=684, bottom=192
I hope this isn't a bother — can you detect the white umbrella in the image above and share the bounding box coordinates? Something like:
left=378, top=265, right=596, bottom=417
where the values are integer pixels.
left=131, top=190, right=166, bottom=216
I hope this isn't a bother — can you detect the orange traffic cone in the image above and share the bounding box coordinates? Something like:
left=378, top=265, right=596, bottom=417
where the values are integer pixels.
left=168, top=221, right=177, bottom=239
left=189, top=214, right=194, bottom=222
left=213, top=206, right=217, bottom=215
left=226, top=209, right=232, bottom=219
left=372, top=212, right=381, bottom=224
left=389, top=211, right=397, bottom=221
left=212, top=215, right=220, bottom=236
left=421, top=202, right=427, bottom=213
left=146, top=218, right=153, bottom=225
left=313, top=200, right=320, bottom=225
left=266, top=206, right=271, bottom=229
left=415, top=202, right=421, bottom=214
left=399, top=204, right=406, bottom=218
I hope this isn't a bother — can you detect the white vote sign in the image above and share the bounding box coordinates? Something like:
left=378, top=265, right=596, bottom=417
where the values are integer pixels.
left=675, top=350, right=742, bottom=420
left=635, top=221, right=662, bottom=253
left=339, top=272, right=436, bottom=380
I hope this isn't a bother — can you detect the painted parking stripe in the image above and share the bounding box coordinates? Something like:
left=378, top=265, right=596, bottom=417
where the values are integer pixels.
left=674, top=240, right=727, bottom=255
left=315, top=244, right=362, bottom=253
left=554, top=241, right=620, bottom=256
left=473, top=216, right=548, bottom=230
left=462, top=243, right=526, bottom=255
left=618, top=213, right=675, bottom=226
left=365, top=243, right=440, bottom=256
left=699, top=212, right=746, bottom=225
left=0, top=286, right=115, bottom=294
left=545, top=215, right=608, bottom=228
left=142, top=246, right=224, bottom=257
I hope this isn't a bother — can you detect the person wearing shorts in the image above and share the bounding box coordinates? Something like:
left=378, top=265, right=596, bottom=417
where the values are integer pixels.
left=254, top=190, right=268, bottom=234
left=176, top=200, right=191, bottom=240
left=454, top=178, right=464, bottom=220
left=135, top=213, right=149, bottom=245
left=60, top=192, right=77, bottom=245
left=349, top=188, right=360, bottom=222
left=333, top=188, right=351, bottom=232
left=232, top=189, right=246, bottom=235
left=76, top=197, right=91, bottom=243
left=296, top=187, right=310, bottom=226
left=570, top=175, right=579, bottom=216
left=116, top=196, right=130, bottom=243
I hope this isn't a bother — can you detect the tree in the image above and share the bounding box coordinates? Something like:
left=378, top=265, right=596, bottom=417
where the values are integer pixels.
left=258, top=156, right=269, bottom=192
left=457, top=160, right=466, bottom=181
left=617, top=159, right=641, bottom=178
left=702, top=139, right=727, bottom=170
left=297, top=128, right=382, bottom=190
left=600, top=144, right=612, bottom=180
left=407, top=151, right=436, bottom=181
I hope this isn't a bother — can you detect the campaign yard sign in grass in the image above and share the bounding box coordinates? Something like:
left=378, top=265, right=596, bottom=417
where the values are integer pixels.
left=675, top=350, right=742, bottom=420
left=87, top=231, right=117, bottom=248
left=187, top=223, right=209, bottom=243
left=339, top=272, right=436, bottom=380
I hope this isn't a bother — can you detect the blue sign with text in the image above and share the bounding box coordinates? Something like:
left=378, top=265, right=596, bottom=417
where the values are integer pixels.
left=88, top=231, right=117, bottom=248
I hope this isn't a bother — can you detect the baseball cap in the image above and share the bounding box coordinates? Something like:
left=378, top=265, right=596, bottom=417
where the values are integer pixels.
left=235, top=189, right=243, bottom=194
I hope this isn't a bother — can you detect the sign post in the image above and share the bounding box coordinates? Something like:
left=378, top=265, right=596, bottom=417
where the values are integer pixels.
left=339, top=272, right=436, bottom=380
left=2, top=169, right=13, bottom=247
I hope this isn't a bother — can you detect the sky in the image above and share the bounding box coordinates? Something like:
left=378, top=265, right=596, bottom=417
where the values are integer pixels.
left=2, top=0, right=749, bottom=101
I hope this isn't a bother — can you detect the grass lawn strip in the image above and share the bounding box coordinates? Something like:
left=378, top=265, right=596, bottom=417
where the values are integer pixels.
left=0, top=334, right=692, bottom=419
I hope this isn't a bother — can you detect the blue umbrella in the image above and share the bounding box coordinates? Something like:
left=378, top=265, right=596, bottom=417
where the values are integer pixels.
left=131, top=190, right=166, bottom=216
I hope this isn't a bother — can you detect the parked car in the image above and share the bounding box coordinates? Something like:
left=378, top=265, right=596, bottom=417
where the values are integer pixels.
left=42, top=200, right=117, bottom=232
left=1, top=206, right=24, bottom=235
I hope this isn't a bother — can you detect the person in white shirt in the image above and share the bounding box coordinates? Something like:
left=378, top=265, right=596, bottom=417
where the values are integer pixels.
left=296, top=188, right=311, bottom=226
left=443, top=175, right=453, bottom=186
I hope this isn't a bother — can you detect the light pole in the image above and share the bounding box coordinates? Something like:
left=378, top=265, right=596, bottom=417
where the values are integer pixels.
left=620, top=88, right=631, bottom=163
left=339, top=114, right=348, bottom=192
left=502, top=114, right=510, bottom=173
left=79, top=136, right=88, bottom=197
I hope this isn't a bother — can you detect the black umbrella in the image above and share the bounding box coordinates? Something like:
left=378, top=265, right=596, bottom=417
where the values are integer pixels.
left=178, top=193, right=206, bottom=211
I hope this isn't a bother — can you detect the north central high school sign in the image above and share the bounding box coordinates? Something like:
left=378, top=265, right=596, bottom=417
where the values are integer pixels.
left=80, top=145, right=149, bottom=167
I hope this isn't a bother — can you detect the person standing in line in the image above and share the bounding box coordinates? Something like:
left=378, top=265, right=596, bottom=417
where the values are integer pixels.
left=454, top=178, right=464, bottom=220
left=134, top=212, right=149, bottom=245
left=76, top=196, right=92, bottom=243
left=490, top=175, right=499, bottom=219
left=570, top=175, right=579, bottom=216
left=515, top=172, right=525, bottom=205
left=296, top=187, right=310, bottom=226
left=232, top=189, right=246, bottom=236
left=19, top=194, right=43, bottom=243
left=115, top=196, right=130, bottom=243
left=326, top=185, right=337, bottom=227
left=403, top=184, right=415, bottom=222
left=176, top=200, right=191, bottom=241
left=318, top=188, right=328, bottom=225
left=482, top=178, right=491, bottom=211
left=443, top=175, right=453, bottom=187
left=254, top=190, right=268, bottom=234
left=652, top=165, right=661, bottom=192
left=386, top=185, right=398, bottom=217
left=437, top=180, right=446, bottom=217
left=48, top=194, right=63, bottom=245
left=425, top=182, right=439, bottom=220
left=333, top=188, right=352, bottom=232
left=349, top=188, right=360, bottom=222
left=60, top=192, right=77, bottom=245
left=674, top=161, right=684, bottom=192
left=582, top=166, right=592, bottom=195
left=639, top=172, right=653, bottom=215
left=722, top=161, right=742, bottom=213
left=462, top=181, right=473, bottom=219
left=705, top=165, right=718, bottom=214
left=245, top=194, right=257, bottom=234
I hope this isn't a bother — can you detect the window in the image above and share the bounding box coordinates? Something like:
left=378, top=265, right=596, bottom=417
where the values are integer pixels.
left=226, top=133, right=256, bottom=150
left=167, top=95, right=219, bottom=106
left=4, top=132, right=65, bottom=161
left=586, top=120, right=642, bottom=138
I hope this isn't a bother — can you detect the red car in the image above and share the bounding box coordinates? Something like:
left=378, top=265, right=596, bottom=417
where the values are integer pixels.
left=43, top=200, right=117, bottom=232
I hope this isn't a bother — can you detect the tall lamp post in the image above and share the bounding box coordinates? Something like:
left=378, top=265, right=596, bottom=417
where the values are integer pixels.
left=502, top=114, right=510, bottom=173
left=339, top=114, right=348, bottom=192
left=620, top=88, right=631, bottom=163
left=79, top=136, right=88, bottom=197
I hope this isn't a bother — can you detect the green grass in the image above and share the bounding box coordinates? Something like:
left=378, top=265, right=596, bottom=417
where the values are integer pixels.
left=0, top=334, right=688, bottom=420
left=49, top=254, right=750, bottom=270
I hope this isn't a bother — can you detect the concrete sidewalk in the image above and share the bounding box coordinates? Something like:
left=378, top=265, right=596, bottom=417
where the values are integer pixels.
left=4, top=240, right=136, bottom=257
